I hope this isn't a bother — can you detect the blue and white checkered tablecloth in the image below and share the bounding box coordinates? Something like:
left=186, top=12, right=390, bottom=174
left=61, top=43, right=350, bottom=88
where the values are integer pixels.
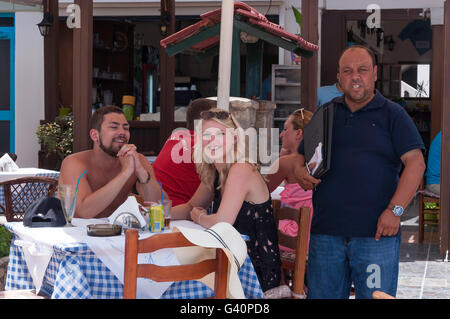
left=0, top=170, right=59, bottom=209
left=5, top=234, right=263, bottom=299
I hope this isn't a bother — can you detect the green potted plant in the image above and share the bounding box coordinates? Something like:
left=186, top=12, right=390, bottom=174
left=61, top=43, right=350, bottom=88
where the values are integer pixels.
left=36, top=114, right=73, bottom=170
left=0, top=225, right=11, bottom=290
left=0, top=226, right=11, bottom=258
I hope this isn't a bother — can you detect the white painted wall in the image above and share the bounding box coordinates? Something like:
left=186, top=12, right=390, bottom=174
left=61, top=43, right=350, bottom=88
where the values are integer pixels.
left=14, top=12, right=44, bottom=168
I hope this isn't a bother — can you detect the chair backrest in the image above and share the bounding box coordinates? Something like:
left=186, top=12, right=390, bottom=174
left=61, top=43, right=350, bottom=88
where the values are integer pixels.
left=123, top=229, right=229, bottom=299
left=272, top=199, right=311, bottom=297
left=0, top=177, right=58, bottom=222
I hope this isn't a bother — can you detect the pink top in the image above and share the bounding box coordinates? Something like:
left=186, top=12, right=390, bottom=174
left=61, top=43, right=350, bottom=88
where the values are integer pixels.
left=278, top=183, right=313, bottom=252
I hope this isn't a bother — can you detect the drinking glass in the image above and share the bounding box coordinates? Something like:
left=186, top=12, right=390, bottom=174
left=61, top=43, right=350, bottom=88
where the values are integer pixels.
left=158, top=199, right=172, bottom=229
left=58, top=184, right=77, bottom=226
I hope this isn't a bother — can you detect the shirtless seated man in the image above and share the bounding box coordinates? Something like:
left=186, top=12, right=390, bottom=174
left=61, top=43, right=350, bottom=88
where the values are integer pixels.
left=58, top=105, right=165, bottom=218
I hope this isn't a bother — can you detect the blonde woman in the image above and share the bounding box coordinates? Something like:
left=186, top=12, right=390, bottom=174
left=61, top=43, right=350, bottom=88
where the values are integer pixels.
left=172, top=108, right=281, bottom=292
left=265, top=108, right=314, bottom=251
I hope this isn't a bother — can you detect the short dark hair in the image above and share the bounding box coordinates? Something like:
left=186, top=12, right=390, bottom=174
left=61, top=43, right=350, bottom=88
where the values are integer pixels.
left=186, top=98, right=217, bottom=130
left=338, top=45, right=377, bottom=70
left=90, top=105, right=124, bottom=131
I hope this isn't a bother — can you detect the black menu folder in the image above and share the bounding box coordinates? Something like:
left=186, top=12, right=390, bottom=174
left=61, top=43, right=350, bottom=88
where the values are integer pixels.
left=303, top=103, right=334, bottom=178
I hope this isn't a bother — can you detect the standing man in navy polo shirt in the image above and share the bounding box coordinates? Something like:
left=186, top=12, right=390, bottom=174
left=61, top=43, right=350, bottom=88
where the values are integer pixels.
left=294, top=45, right=425, bottom=299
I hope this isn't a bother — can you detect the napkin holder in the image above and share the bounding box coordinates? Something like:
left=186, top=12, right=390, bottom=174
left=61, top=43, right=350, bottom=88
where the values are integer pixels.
left=108, top=196, right=147, bottom=230
left=0, top=153, right=19, bottom=172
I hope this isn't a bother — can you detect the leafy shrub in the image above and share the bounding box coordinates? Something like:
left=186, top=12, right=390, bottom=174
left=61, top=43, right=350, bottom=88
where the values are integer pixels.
left=0, top=226, right=12, bottom=257
left=36, top=115, right=73, bottom=160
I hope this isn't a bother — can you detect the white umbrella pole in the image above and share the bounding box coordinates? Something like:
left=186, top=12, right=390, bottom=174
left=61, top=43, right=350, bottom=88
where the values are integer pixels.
left=217, top=0, right=234, bottom=111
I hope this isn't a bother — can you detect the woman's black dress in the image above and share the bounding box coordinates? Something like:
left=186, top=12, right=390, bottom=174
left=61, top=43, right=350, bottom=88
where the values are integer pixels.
left=211, top=173, right=281, bottom=292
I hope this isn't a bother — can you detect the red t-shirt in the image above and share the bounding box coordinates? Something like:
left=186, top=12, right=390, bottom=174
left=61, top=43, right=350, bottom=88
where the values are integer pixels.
left=152, top=129, right=200, bottom=207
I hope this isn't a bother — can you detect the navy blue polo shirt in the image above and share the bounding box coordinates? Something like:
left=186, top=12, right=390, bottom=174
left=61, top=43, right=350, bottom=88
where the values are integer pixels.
left=298, top=90, right=424, bottom=237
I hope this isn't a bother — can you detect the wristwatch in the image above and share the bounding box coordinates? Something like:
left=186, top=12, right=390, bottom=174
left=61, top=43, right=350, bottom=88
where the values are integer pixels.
left=388, top=203, right=404, bottom=217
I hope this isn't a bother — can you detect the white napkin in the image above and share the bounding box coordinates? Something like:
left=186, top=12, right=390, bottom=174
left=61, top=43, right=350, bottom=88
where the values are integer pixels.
left=108, top=196, right=147, bottom=229
left=14, top=240, right=52, bottom=292
left=0, top=153, right=19, bottom=172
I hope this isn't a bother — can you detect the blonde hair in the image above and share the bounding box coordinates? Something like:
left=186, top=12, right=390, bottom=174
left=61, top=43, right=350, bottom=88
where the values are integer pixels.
left=193, top=108, right=256, bottom=192
left=290, top=108, right=313, bottom=130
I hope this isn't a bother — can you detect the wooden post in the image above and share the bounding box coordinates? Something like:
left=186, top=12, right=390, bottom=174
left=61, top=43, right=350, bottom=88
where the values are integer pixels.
left=301, top=0, right=318, bottom=111
left=320, top=10, right=345, bottom=86
left=245, top=41, right=262, bottom=99
left=72, top=0, right=92, bottom=152
left=44, top=0, right=59, bottom=122
left=431, top=25, right=444, bottom=141
left=159, top=0, right=175, bottom=148
left=230, top=26, right=240, bottom=97
left=440, top=0, right=450, bottom=256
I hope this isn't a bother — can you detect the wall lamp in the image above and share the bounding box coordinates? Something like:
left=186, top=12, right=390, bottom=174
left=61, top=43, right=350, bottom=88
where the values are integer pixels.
left=37, top=0, right=53, bottom=37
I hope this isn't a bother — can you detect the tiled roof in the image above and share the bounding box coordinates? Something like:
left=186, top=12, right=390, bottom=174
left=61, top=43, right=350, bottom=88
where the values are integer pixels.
left=160, top=1, right=318, bottom=56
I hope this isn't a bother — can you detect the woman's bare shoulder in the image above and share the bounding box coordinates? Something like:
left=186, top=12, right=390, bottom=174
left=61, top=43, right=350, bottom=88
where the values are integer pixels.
left=229, top=162, right=257, bottom=174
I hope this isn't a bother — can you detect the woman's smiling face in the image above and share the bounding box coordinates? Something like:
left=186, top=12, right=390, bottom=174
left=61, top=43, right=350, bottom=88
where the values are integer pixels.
left=201, top=119, right=235, bottom=163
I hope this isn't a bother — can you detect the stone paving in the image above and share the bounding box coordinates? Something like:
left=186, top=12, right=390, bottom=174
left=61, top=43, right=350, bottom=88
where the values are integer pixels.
left=397, top=199, right=450, bottom=299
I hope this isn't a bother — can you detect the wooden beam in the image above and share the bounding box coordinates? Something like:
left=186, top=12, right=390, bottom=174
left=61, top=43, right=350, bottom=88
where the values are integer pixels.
left=43, top=0, right=59, bottom=122
left=72, top=0, right=92, bottom=152
left=159, top=0, right=175, bottom=148
left=431, top=25, right=443, bottom=141
left=301, top=0, right=318, bottom=111
left=440, top=0, right=450, bottom=256
left=230, top=26, right=240, bottom=96
left=320, top=10, right=345, bottom=86
left=245, top=41, right=262, bottom=98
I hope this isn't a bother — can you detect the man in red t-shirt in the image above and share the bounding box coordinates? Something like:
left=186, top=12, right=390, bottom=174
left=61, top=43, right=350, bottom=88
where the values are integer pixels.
left=152, top=98, right=216, bottom=206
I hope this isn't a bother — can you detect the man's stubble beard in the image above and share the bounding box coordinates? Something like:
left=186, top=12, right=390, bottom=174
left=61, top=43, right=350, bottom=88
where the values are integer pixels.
left=99, top=135, right=121, bottom=158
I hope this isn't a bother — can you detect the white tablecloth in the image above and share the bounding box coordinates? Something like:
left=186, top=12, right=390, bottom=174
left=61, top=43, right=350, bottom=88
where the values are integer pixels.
left=0, top=168, right=59, bottom=183
left=6, top=219, right=219, bottom=298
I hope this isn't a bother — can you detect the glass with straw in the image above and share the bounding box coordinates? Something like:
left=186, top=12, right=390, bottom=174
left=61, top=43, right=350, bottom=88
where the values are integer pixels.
left=156, top=181, right=172, bottom=230
left=58, top=170, right=86, bottom=227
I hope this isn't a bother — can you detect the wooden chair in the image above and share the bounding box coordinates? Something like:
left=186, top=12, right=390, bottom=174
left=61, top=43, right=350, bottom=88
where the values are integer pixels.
left=123, top=229, right=229, bottom=299
left=0, top=177, right=58, bottom=222
left=272, top=199, right=311, bottom=298
left=418, top=178, right=440, bottom=244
